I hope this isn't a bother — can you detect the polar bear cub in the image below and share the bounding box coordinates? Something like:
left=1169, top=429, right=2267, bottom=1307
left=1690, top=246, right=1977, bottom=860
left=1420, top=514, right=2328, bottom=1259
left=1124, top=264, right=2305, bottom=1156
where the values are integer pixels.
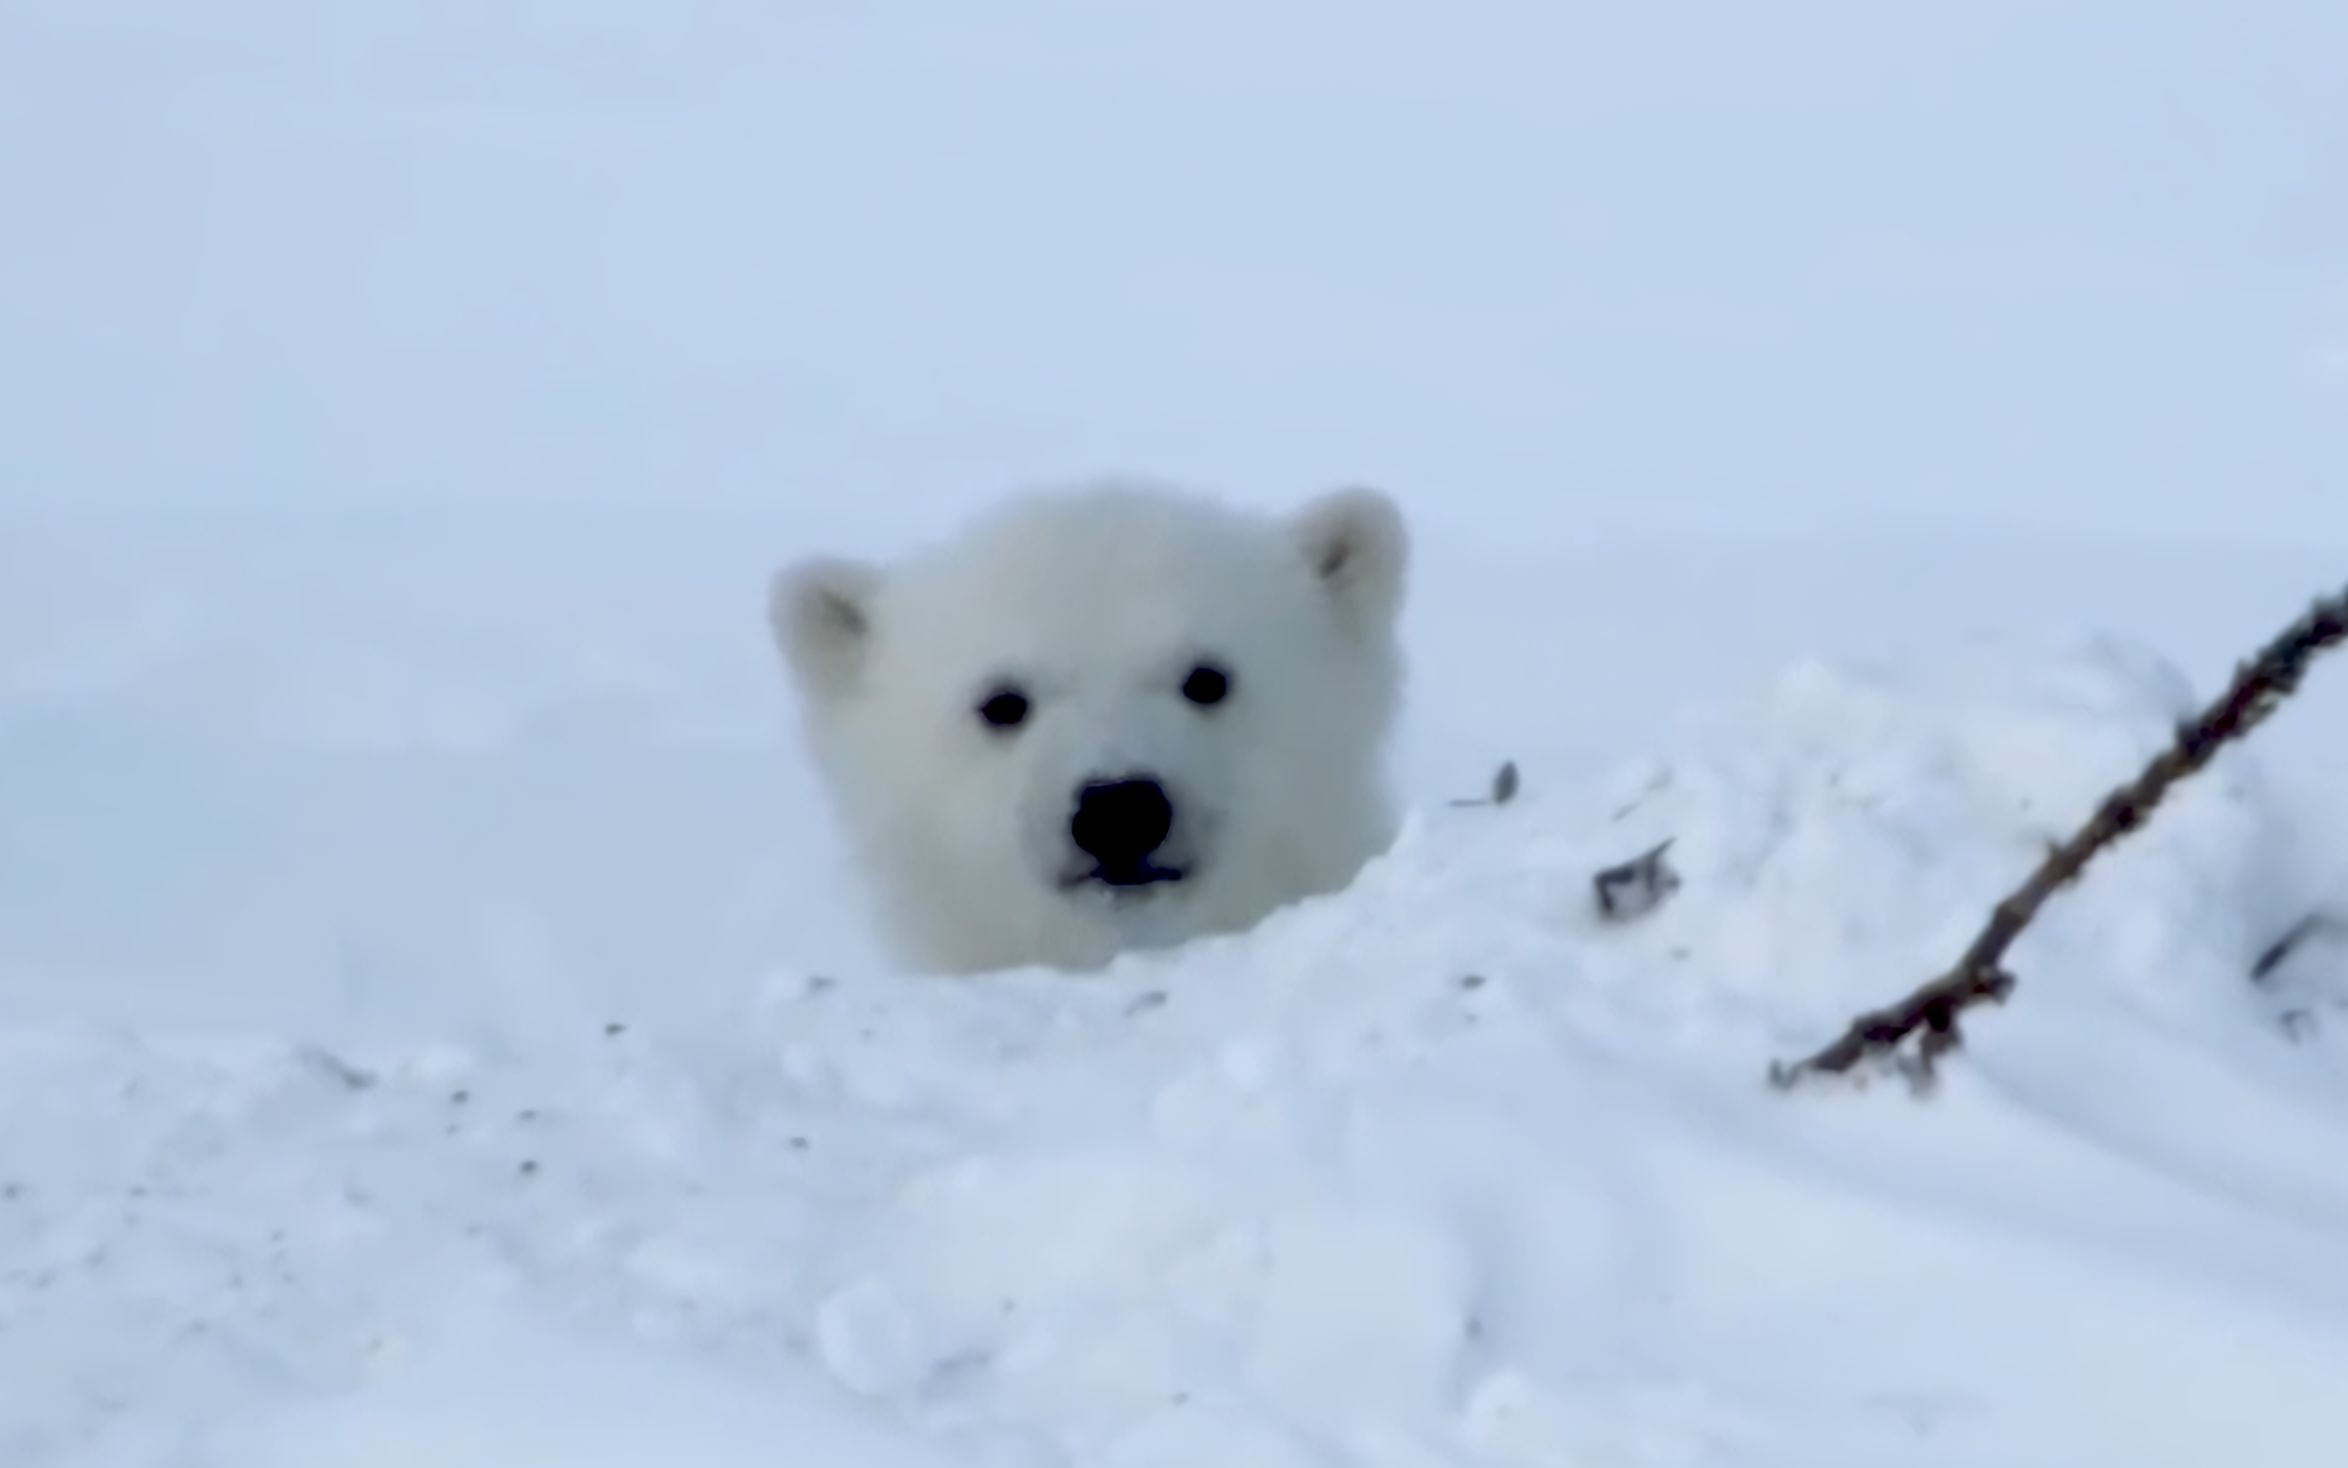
left=768, top=479, right=1409, bottom=974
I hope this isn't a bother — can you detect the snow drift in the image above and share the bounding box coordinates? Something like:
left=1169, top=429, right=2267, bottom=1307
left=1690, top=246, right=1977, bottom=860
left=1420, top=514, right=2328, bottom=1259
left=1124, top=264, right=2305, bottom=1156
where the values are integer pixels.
left=10, top=632, right=2348, bottom=1467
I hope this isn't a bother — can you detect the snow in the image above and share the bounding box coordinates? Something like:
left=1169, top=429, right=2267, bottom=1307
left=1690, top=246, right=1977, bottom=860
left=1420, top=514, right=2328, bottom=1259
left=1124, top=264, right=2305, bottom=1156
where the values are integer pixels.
left=8, top=536, right=2348, bottom=1464
left=7, top=0, right=2348, bottom=1462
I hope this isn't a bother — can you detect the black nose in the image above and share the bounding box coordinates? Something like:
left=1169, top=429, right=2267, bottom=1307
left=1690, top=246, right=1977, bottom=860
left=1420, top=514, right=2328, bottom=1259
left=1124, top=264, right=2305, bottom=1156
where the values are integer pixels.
left=1069, top=777, right=1175, bottom=872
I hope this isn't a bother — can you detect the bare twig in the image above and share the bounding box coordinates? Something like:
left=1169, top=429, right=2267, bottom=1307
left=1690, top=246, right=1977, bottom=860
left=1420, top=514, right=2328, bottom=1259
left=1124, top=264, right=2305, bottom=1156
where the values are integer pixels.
left=1594, top=838, right=1680, bottom=922
left=1450, top=760, right=1521, bottom=808
left=2251, top=909, right=2347, bottom=982
left=1770, top=585, right=2348, bottom=1093
left=296, top=1044, right=378, bottom=1092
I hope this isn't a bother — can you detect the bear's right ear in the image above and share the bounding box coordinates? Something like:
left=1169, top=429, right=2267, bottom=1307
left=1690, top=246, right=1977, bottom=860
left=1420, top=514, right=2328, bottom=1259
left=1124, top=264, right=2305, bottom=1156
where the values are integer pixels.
left=1289, top=485, right=1409, bottom=633
left=768, top=557, right=882, bottom=700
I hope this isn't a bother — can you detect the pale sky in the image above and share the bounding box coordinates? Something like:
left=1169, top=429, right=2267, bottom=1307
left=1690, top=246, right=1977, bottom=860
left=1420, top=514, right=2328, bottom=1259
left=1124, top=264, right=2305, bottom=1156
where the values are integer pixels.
left=3, top=0, right=2341, bottom=539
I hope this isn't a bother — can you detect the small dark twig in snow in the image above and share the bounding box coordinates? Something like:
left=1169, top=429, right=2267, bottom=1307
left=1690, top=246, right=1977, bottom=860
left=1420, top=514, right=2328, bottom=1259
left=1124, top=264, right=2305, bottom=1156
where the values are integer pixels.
left=2251, top=910, right=2347, bottom=982
left=1771, top=583, right=2348, bottom=1093
left=1449, top=760, right=1520, bottom=808
left=1594, top=839, right=1680, bottom=922
left=297, top=1045, right=378, bottom=1092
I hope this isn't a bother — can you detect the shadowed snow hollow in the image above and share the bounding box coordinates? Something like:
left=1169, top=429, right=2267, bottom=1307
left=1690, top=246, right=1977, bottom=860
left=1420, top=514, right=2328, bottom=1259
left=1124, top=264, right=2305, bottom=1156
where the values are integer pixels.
left=11, top=635, right=2348, bottom=1468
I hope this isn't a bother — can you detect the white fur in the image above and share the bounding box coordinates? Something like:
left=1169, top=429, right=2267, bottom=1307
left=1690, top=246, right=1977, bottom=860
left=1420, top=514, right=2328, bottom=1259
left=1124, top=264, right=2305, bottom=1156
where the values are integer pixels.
left=769, top=478, right=1410, bottom=974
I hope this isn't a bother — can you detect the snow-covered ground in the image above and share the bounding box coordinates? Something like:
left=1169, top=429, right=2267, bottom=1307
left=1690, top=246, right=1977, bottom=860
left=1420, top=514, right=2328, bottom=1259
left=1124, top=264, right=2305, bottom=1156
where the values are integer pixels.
left=7, top=1, right=2348, bottom=1463
left=7, top=514, right=2348, bottom=1467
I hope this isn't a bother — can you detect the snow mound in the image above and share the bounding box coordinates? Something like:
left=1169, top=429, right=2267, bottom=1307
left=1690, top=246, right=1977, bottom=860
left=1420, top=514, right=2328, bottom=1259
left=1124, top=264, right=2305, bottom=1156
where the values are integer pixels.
left=11, top=634, right=2348, bottom=1467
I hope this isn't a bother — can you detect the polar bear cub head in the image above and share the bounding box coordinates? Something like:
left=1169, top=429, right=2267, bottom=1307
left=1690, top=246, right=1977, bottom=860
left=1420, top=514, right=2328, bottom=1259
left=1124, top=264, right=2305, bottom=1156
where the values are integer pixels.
left=769, top=479, right=1409, bottom=974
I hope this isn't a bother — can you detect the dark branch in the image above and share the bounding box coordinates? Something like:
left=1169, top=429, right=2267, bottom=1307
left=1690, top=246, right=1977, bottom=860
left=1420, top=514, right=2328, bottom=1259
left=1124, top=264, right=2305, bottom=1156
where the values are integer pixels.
left=1770, top=584, right=2348, bottom=1093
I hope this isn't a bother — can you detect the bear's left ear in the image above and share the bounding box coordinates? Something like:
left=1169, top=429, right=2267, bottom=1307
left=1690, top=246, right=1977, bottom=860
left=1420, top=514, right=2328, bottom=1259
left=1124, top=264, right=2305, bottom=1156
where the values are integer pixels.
left=1289, top=485, right=1408, bottom=631
left=768, top=556, right=883, bottom=701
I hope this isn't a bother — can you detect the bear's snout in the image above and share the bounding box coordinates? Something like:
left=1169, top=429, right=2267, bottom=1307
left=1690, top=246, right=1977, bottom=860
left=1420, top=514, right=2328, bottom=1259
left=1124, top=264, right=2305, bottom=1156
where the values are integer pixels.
left=1069, top=777, right=1178, bottom=883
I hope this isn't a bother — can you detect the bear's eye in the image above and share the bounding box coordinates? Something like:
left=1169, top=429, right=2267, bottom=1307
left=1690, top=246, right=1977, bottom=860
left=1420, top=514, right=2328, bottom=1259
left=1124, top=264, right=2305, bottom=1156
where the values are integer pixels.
left=976, top=685, right=1031, bottom=732
left=1181, top=662, right=1232, bottom=708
